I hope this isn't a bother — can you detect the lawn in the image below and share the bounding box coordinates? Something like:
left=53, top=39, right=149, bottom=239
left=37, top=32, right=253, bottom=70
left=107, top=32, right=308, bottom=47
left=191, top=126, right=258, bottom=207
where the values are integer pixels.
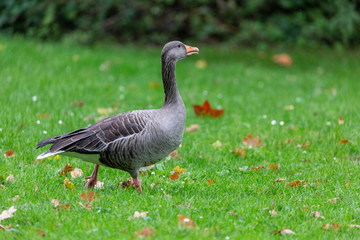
left=0, top=36, right=360, bottom=239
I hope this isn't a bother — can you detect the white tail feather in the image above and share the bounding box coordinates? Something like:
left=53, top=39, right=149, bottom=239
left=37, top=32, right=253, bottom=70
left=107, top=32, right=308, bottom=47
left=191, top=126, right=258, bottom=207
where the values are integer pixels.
left=36, top=151, right=64, bottom=160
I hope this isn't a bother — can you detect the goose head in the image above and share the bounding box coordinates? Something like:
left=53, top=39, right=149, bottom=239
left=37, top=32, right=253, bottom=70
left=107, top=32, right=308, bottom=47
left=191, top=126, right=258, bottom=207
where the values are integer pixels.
left=161, top=41, right=199, bottom=63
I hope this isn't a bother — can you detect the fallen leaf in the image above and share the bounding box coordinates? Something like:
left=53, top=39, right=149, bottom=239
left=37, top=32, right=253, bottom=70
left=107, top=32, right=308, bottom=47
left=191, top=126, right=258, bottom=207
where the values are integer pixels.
left=54, top=155, right=60, bottom=160
left=12, top=195, right=20, bottom=202
left=327, top=198, right=339, bottom=203
left=36, top=229, right=46, bottom=237
left=60, top=164, right=73, bottom=176
left=134, top=227, right=156, bottom=237
left=63, top=178, right=74, bottom=190
left=207, top=179, right=214, bottom=185
left=5, top=150, right=15, bottom=157
left=193, top=100, right=224, bottom=118
left=34, top=184, right=38, bottom=194
left=170, top=172, right=180, bottom=180
left=274, top=178, right=287, bottom=182
left=212, top=140, right=222, bottom=148
left=229, top=211, right=238, bottom=216
left=349, top=224, right=360, bottom=228
left=273, top=53, right=293, bottom=67
left=173, top=166, right=186, bottom=174
left=272, top=227, right=295, bottom=235
left=196, top=59, right=207, bottom=69
left=339, top=139, right=349, bottom=145
left=242, top=134, right=263, bottom=148
left=186, top=124, right=200, bottom=133
left=0, top=206, right=16, bottom=223
left=269, top=209, right=277, bottom=216
left=97, top=107, right=113, bottom=118
left=314, top=211, right=325, bottom=219
left=5, top=174, right=14, bottom=182
left=338, top=117, right=344, bottom=125
left=322, top=223, right=340, bottom=231
left=177, top=215, right=196, bottom=228
left=94, top=181, right=104, bottom=189
left=51, top=199, right=61, bottom=208
left=120, top=178, right=134, bottom=189
left=70, top=168, right=83, bottom=178
left=284, top=105, right=294, bottom=110
left=79, top=191, right=99, bottom=209
left=297, top=141, right=310, bottom=149
left=231, top=147, right=246, bottom=157
left=149, top=81, right=161, bottom=89
left=169, top=150, right=181, bottom=160
left=37, top=112, right=50, bottom=119
left=286, top=180, right=306, bottom=187
left=73, top=100, right=84, bottom=108
left=249, top=165, right=264, bottom=171
left=269, top=163, right=279, bottom=172
left=163, top=190, right=171, bottom=198
left=133, top=211, right=149, bottom=218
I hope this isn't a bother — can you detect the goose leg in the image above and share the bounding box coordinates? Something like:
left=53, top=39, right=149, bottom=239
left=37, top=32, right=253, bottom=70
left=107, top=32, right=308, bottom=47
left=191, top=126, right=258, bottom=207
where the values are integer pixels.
left=132, top=177, right=142, bottom=193
left=84, top=164, right=99, bottom=189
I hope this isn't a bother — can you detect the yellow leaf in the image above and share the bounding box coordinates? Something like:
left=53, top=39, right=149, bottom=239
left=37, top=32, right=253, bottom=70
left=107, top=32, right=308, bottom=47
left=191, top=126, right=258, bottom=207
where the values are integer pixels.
left=173, top=166, right=186, bottom=173
left=63, top=178, right=74, bottom=190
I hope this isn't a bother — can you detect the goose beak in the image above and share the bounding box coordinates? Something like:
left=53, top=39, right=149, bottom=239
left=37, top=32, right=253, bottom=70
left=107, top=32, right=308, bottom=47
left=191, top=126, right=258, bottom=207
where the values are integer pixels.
left=185, top=45, right=199, bottom=57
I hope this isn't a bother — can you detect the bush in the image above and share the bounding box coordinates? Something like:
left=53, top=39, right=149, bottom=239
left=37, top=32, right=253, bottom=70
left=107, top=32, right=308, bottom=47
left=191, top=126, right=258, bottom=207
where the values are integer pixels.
left=0, top=0, right=359, bottom=47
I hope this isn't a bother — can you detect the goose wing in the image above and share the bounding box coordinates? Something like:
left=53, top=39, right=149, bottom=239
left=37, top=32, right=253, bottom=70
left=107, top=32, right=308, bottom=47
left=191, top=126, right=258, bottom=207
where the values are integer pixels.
left=37, top=111, right=148, bottom=155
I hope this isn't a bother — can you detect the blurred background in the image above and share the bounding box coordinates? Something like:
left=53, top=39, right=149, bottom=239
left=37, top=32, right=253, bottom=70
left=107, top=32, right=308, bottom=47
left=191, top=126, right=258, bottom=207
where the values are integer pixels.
left=1, top=0, right=359, bottom=48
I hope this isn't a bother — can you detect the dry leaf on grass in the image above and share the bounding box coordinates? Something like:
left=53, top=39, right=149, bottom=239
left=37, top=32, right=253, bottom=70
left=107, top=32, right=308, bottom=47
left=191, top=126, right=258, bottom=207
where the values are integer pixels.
left=134, top=227, right=156, bottom=237
left=249, top=165, right=264, bottom=171
left=193, top=100, right=224, bottom=118
left=60, top=164, right=73, bottom=176
left=297, top=141, right=310, bottom=149
left=51, top=199, right=70, bottom=210
left=0, top=206, right=16, bottom=223
left=274, top=178, right=287, bottom=182
left=284, top=105, right=294, bottom=110
left=269, top=209, right=277, bottom=216
left=79, top=191, right=99, bottom=210
left=212, top=140, right=222, bottom=148
left=133, top=211, right=149, bottom=218
left=5, top=150, right=15, bottom=157
left=338, top=117, right=344, bottom=125
left=120, top=178, right=134, bottom=189
left=177, top=215, right=196, bottom=228
left=38, top=112, right=50, bottom=119
left=168, top=150, right=181, bottom=160
left=149, top=81, right=161, bottom=89
left=314, top=211, right=325, bottom=219
left=231, top=147, right=246, bottom=158
left=339, top=139, right=349, bottom=145
left=207, top=179, right=214, bottom=185
left=5, top=174, right=14, bottom=182
left=243, top=134, right=262, bottom=148
left=322, top=223, right=340, bottom=231
left=269, top=163, right=279, bottom=172
left=63, top=178, right=74, bottom=190
left=273, top=53, right=293, bottom=67
left=186, top=124, right=200, bottom=133
left=170, top=172, right=179, bottom=180
left=196, top=59, right=207, bottom=69
left=36, top=229, right=46, bottom=237
left=272, top=227, right=295, bottom=235
left=12, top=195, right=20, bottom=202
left=34, top=185, right=38, bottom=194
left=70, top=168, right=83, bottom=178
left=349, top=224, right=360, bottom=228
left=286, top=180, right=306, bottom=187
left=327, top=198, right=339, bottom=203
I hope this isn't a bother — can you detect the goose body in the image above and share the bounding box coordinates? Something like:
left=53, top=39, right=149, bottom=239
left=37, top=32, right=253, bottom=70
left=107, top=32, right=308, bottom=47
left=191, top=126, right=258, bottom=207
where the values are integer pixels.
left=36, top=41, right=199, bottom=192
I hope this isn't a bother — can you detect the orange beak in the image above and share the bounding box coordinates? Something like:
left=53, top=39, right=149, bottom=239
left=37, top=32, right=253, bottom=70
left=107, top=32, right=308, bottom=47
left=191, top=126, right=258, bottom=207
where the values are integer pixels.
left=185, top=45, right=199, bottom=57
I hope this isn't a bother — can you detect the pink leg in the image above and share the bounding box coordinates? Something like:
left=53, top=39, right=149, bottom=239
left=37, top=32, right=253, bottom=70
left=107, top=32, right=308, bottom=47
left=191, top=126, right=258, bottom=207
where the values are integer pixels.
left=84, top=164, right=99, bottom=189
left=132, top=177, right=142, bottom=193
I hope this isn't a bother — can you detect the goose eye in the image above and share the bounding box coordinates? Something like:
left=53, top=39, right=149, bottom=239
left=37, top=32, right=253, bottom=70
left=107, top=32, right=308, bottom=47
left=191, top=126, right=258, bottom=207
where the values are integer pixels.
left=178, top=45, right=181, bottom=48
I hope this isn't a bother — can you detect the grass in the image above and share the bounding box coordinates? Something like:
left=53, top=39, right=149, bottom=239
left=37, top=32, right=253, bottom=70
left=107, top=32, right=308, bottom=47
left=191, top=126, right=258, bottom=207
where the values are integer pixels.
left=1, top=36, right=360, bottom=239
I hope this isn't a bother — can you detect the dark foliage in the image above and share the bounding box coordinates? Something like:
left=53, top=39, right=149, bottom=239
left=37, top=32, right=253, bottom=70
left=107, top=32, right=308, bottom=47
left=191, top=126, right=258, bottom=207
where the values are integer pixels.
left=1, top=0, right=359, bottom=46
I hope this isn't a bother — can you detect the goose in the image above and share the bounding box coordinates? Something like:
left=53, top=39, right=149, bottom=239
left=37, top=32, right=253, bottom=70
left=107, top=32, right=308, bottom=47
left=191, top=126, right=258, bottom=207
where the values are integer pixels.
left=36, top=41, right=199, bottom=192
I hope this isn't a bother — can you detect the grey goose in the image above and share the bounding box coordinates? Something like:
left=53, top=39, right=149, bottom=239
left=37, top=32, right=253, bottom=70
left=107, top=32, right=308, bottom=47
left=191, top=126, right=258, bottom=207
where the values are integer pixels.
left=36, top=41, right=199, bottom=192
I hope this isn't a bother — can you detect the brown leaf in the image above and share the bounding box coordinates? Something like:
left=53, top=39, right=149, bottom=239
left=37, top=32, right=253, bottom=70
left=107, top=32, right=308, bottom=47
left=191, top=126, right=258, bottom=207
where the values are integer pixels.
left=134, top=227, right=156, bottom=237
left=339, top=139, right=349, bottom=145
left=229, top=211, right=238, bottom=216
left=273, top=53, right=293, bottom=67
left=274, top=178, right=287, bottom=182
left=36, top=229, right=46, bottom=237
left=322, top=223, right=340, bottom=231
left=269, top=163, right=279, bottom=172
left=272, top=227, right=295, bottom=235
left=37, top=112, right=50, bottom=119
left=242, top=134, right=263, bottom=148
left=120, top=178, right=134, bottom=189
left=231, top=147, right=246, bottom=158
left=297, top=141, right=310, bottom=149
left=249, top=165, right=264, bottom=171
left=51, top=199, right=61, bottom=208
left=34, top=185, right=38, bottom=194
left=269, top=209, right=277, bottom=216
left=0, top=206, right=16, bottom=222
left=286, top=180, right=305, bottom=187
left=327, top=198, right=339, bottom=203
left=79, top=191, right=99, bottom=210
left=314, top=211, right=325, bottom=219
left=177, top=215, right=196, bottom=228
left=186, top=124, right=200, bottom=133
left=284, top=105, right=294, bottom=110
left=193, top=100, right=224, bottom=118
left=60, top=164, right=73, bottom=176
left=338, top=117, right=344, bottom=125
left=5, top=150, right=15, bottom=157
left=73, top=100, right=84, bottom=108
left=149, top=81, right=161, bottom=89
left=170, top=172, right=179, bottom=180
left=207, top=179, right=214, bottom=185
left=70, top=168, right=83, bottom=178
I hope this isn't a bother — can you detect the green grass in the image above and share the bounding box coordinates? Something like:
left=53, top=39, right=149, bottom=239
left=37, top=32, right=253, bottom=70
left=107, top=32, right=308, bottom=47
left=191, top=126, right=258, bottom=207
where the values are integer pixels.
left=1, top=36, right=360, bottom=239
